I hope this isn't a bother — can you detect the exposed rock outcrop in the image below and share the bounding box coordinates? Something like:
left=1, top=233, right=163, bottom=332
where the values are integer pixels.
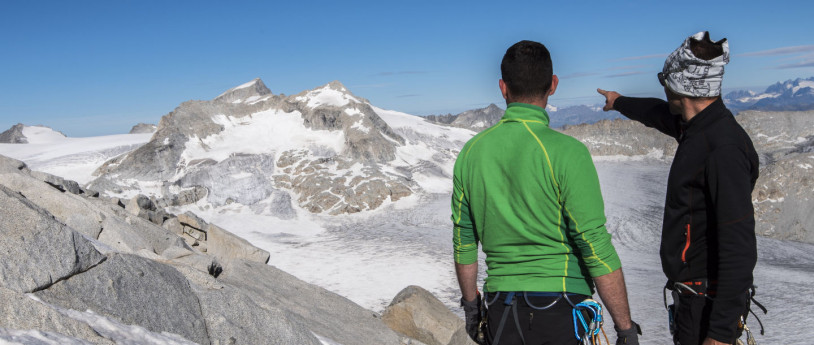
left=738, top=110, right=814, bottom=243
left=35, top=254, right=211, bottom=345
left=0, top=154, right=437, bottom=344
left=129, top=123, right=157, bottom=134
left=383, top=286, right=475, bottom=345
left=0, top=183, right=107, bottom=294
left=0, top=123, right=27, bottom=143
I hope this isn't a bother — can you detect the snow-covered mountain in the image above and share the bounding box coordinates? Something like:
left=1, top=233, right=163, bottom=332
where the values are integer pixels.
left=88, top=79, right=475, bottom=217
left=0, top=124, right=67, bottom=144
left=724, top=77, right=814, bottom=112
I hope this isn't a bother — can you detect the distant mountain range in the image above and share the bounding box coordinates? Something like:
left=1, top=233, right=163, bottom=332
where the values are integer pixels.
left=421, top=76, right=814, bottom=133
left=423, top=103, right=622, bottom=131
left=724, top=77, right=814, bottom=113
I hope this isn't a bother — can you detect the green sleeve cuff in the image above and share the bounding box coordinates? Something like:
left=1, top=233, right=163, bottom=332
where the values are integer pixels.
left=584, top=243, right=622, bottom=277
left=454, top=245, right=478, bottom=265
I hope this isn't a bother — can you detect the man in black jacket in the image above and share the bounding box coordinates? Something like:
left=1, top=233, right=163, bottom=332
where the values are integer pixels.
left=597, top=31, right=759, bottom=345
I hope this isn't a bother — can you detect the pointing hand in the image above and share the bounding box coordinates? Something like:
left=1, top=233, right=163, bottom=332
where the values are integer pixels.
left=597, top=88, right=621, bottom=111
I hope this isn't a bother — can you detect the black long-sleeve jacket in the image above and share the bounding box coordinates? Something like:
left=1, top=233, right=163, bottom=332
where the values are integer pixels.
left=615, top=97, right=759, bottom=343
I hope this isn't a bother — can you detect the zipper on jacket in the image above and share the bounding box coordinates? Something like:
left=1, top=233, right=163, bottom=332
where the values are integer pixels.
left=681, top=224, right=691, bottom=263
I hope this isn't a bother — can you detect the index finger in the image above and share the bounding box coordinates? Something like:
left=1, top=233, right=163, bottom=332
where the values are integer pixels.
left=597, top=88, right=608, bottom=96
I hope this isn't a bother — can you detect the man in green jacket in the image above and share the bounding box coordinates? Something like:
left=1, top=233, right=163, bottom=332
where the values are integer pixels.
left=453, top=40, right=639, bottom=345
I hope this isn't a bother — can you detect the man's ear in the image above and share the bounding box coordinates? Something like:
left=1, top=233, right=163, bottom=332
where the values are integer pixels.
left=499, top=79, right=509, bottom=100
left=549, top=75, right=559, bottom=96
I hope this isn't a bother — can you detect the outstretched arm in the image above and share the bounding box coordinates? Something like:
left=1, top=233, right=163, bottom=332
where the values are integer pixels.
left=597, top=88, right=681, bottom=139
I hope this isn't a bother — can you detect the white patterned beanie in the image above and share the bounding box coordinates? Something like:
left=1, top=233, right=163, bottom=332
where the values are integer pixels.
left=662, top=31, right=729, bottom=97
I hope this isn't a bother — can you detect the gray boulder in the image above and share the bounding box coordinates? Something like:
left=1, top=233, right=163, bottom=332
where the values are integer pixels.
left=30, top=171, right=84, bottom=195
left=0, top=286, right=112, bottom=344
left=0, top=172, right=105, bottom=239
left=206, top=224, right=270, bottom=264
left=0, top=155, right=30, bottom=174
left=35, top=253, right=210, bottom=345
left=382, top=285, right=473, bottom=345
left=217, top=259, right=408, bottom=345
left=0, top=184, right=106, bottom=293
left=193, top=283, right=323, bottom=345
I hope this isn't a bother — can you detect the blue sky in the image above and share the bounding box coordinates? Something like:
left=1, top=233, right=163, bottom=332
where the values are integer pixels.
left=1, top=0, right=813, bottom=136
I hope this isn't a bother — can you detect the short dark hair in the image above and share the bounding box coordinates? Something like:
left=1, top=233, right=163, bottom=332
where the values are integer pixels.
left=690, top=31, right=725, bottom=61
left=501, top=40, right=553, bottom=100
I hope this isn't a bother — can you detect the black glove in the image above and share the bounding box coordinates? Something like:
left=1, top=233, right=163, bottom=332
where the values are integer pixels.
left=615, top=322, right=641, bottom=345
left=460, top=293, right=482, bottom=343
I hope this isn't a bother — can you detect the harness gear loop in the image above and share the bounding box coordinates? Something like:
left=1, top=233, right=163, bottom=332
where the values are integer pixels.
left=567, top=296, right=610, bottom=345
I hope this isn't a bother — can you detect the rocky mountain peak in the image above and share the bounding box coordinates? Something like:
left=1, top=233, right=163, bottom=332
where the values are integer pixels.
left=0, top=123, right=27, bottom=144
left=129, top=123, right=157, bottom=134
left=450, top=103, right=505, bottom=130
left=292, top=81, right=370, bottom=109
left=214, top=78, right=273, bottom=104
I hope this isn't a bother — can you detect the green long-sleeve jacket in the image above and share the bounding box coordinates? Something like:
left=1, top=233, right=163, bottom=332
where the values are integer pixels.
left=452, top=103, right=621, bottom=295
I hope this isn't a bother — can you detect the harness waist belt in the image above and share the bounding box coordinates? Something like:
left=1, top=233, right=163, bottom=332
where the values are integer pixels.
left=669, top=279, right=718, bottom=296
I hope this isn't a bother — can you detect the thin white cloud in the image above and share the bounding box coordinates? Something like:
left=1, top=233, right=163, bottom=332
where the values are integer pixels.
left=740, top=45, right=814, bottom=57
left=607, top=64, right=650, bottom=71
left=774, top=60, right=814, bottom=69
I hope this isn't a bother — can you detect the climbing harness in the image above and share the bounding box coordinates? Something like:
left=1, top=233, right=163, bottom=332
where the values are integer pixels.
left=482, top=291, right=610, bottom=345
left=663, top=281, right=767, bottom=344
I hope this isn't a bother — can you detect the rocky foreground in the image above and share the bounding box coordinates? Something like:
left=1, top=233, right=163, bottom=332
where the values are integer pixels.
left=0, top=154, right=475, bottom=345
